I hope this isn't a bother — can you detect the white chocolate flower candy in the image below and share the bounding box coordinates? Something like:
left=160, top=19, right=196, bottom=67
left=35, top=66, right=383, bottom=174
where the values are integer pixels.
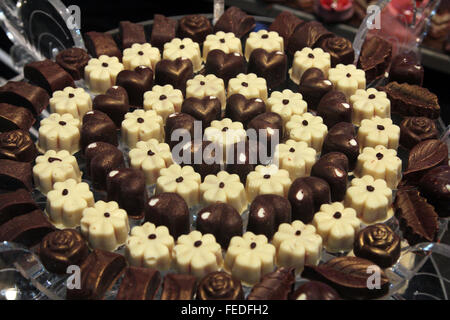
left=204, top=118, right=247, bottom=158
left=129, top=139, right=173, bottom=185
left=274, top=140, right=317, bottom=180
left=267, top=89, right=307, bottom=126
left=121, top=109, right=164, bottom=148
left=125, top=222, right=175, bottom=270
left=228, top=73, right=268, bottom=101
left=328, top=64, right=366, bottom=99
left=224, top=231, right=276, bottom=286
left=202, top=31, right=242, bottom=60
left=355, top=146, right=402, bottom=189
left=246, top=164, right=292, bottom=202
left=285, top=113, right=328, bottom=152
left=289, top=47, right=331, bottom=84
left=163, top=38, right=202, bottom=72
left=84, top=55, right=124, bottom=94
left=200, top=171, right=248, bottom=214
left=33, top=150, right=82, bottom=195
left=173, top=230, right=223, bottom=279
left=156, top=164, right=201, bottom=207
left=357, top=117, right=400, bottom=150
left=81, top=200, right=130, bottom=252
left=49, top=87, right=92, bottom=119
left=272, top=220, right=322, bottom=272
left=350, top=88, right=391, bottom=126
left=344, top=175, right=393, bottom=224
left=123, top=43, right=161, bottom=71
left=46, top=179, right=94, bottom=229
left=38, top=113, right=81, bottom=154
left=186, top=74, right=226, bottom=110
left=143, top=84, right=183, bottom=123
left=312, top=202, right=361, bottom=253
left=244, top=30, right=284, bottom=61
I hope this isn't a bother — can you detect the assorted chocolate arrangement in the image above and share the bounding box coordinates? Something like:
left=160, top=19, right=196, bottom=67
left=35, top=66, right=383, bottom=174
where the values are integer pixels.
left=0, top=7, right=448, bottom=301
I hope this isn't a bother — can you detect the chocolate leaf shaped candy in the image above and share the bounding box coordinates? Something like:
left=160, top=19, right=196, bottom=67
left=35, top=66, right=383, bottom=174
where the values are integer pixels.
left=247, top=267, right=296, bottom=300
left=302, top=256, right=390, bottom=299
left=116, top=66, right=153, bottom=107
left=394, top=188, right=439, bottom=245
left=225, top=94, right=266, bottom=128
left=317, top=90, right=351, bottom=127
left=181, top=96, right=221, bottom=128
left=93, top=86, right=130, bottom=128
left=155, top=58, right=194, bottom=95
left=298, top=68, right=333, bottom=110
left=248, top=49, right=287, bottom=89
left=322, top=122, right=359, bottom=170
left=205, top=50, right=246, bottom=86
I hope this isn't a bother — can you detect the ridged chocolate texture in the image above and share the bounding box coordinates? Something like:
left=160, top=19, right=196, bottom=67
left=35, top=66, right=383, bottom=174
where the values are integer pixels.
left=116, top=267, right=161, bottom=300
left=287, top=21, right=333, bottom=56
left=85, top=142, right=125, bottom=190
left=268, top=11, right=305, bottom=50
left=247, top=267, right=296, bottom=300
left=0, top=129, right=38, bottom=163
left=400, top=117, right=439, bottom=150
left=354, top=224, right=401, bottom=268
left=0, top=209, right=54, bottom=247
left=93, top=86, right=130, bottom=128
left=55, top=48, right=90, bottom=80
left=288, top=176, right=331, bottom=223
left=81, top=111, right=118, bottom=152
left=145, top=192, right=190, bottom=240
left=0, top=159, right=32, bottom=191
left=317, top=90, right=351, bottom=127
left=84, top=31, right=122, bottom=59
left=178, top=15, right=213, bottom=44
left=322, top=122, right=359, bottom=170
left=214, top=6, right=255, bottom=38
left=247, top=112, right=283, bottom=158
left=247, top=194, right=292, bottom=240
left=197, top=203, right=243, bottom=248
left=0, top=189, right=38, bottom=225
left=151, top=14, right=178, bottom=51
left=419, top=165, right=450, bottom=217
left=248, top=49, right=287, bottom=89
left=155, top=58, right=193, bottom=95
left=394, top=188, right=439, bottom=245
left=388, top=52, right=424, bottom=86
left=289, top=281, right=341, bottom=300
left=165, top=112, right=196, bottom=150
left=106, top=168, right=147, bottom=219
left=176, top=140, right=220, bottom=180
left=161, top=273, right=197, bottom=300
left=39, top=229, right=89, bottom=274
left=381, top=82, right=440, bottom=119
left=318, top=36, right=355, bottom=67
left=0, top=81, right=50, bottom=116
left=298, top=68, right=333, bottom=110
left=116, top=66, right=153, bottom=107
left=0, top=103, right=35, bottom=132
left=197, top=272, right=244, bottom=300
left=66, top=249, right=126, bottom=300
left=302, top=256, right=390, bottom=299
left=24, top=59, right=75, bottom=94
left=119, top=21, right=146, bottom=49
left=358, top=36, right=392, bottom=83
left=181, top=96, right=221, bottom=128
left=205, top=50, right=246, bottom=86
left=225, top=94, right=266, bottom=128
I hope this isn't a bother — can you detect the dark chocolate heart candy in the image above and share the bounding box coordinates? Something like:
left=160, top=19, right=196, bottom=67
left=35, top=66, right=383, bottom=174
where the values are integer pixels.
left=93, top=86, right=130, bottom=128
left=225, top=94, right=266, bottom=128
left=247, top=48, right=287, bottom=89
left=155, top=58, right=194, bottom=94
left=116, top=66, right=153, bottom=107
left=181, top=96, right=221, bottom=127
left=247, top=112, right=283, bottom=157
left=298, top=68, right=333, bottom=110
left=322, top=122, right=359, bottom=170
left=388, top=52, right=424, bottom=86
left=205, top=49, right=246, bottom=86
left=317, top=90, right=352, bottom=128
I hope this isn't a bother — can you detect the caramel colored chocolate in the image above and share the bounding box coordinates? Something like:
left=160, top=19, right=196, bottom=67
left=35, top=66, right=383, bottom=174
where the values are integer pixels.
left=0, top=129, right=38, bottom=163
left=289, top=281, right=341, bottom=300
left=247, top=267, right=295, bottom=300
left=151, top=14, right=178, bottom=51
left=287, top=21, right=333, bottom=56
left=400, top=117, right=439, bottom=150
left=56, top=48, right=90, bottom=80
left=84, top=31, right=122, bottom=59
left=181, top=96, right=221, bottom=128
left=178, top=15, right=213, bottom=44
left=155, top=58, right=194, bottom=95
left=225, top=94, right=266, bottom=128
left=322, top=122, right=359, bottom=170
left=318, top=36, right=355, bottom=67
left=116, top=66, right=153, bottom=107
left=119, top=21, right=147, bottom=49
left=0, top=81, right=50, bottom=116
left=248, top=49, right=287, bottom=89
left=24, top=59, right=75, bottom=94
left=317, top=90, right=351, bottom=127
left=161, top=273, right=197, bottom=300
left=0, top=189, right=38, bottom=225
left=0, top=103, right=35, bottom=132
left=116, top=267, right=161, bottom=300
left=388, top=52, right=424, bottom=86
left=93, top=86, right=130, bottom=128
left=81, top=111, right=118, bottom=152
left=214, top=6, right=255, bottom=38
left=0, top=159, right=32, bottom=191
left=197, top=272, right=243, bottom=300
left=298, top=68, right=333, bottom=110
left=269, top=11, right=304, bottom=50
left=419, top=165, right=450, bottom=216
left=66, top=249, right=126, bottom=300
left=358, top=36, right=392, bottom=83
left=205, top=50, right=246, bottom=86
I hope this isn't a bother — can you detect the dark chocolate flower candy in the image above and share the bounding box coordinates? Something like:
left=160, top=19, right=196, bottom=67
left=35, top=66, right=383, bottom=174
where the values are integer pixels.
left=0, top=129, right=37, bottom=163
left=318, top=36, right=355, bottom=67
left=399, top=117, right=439, bottom=150
left=178, top=15, right=213, bottom=44
left=197, top=271, right=243, bottom=300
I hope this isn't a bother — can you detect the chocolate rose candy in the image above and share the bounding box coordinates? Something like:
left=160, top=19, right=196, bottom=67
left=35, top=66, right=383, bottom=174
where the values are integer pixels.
left=181, top=96, right=221, bottom=128
left=178, top=14, right=213, bottom=44
left=205, top=50, right=246, bottom=86
left=354, top=224, right=401, bottom=268
left=56, top=48, right=90, bottom=80
left=317, top=90, right=351, bottom=127
left=269, top=11, right=305, bottom=50
left=214, top=6, right=255, bottom=38
left=388, top=52, right=424, bottom=86
left=322, top=122, right=359, bottom=170
left=399, top=117, right=439, bottom=150
left=93, top=86, right=130, bottom=128
left=0, top=130, right=37, bottom=163
left=289, top=281, right=341, bottom=300
left=155, top=58, right=194, bottom=95
left=287, top=21, right=333, bottom=56
left=197, top=271, right=243, bottom=300
left=151, top=14, right=178, bottom=51
left=116, top=66, right=153, bottom=107
left=248, top=49, right=287, bottom=89
left=225, top=94, right=266, bottom=128
left=318, top=36, right=355, bottom=67
left=298, top=68, right=333, bottom=110
left=419, top=165, right=450, bottom=216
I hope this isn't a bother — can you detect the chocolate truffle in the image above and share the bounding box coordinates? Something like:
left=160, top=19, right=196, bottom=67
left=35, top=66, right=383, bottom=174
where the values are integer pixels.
left=247, top=267, right=296, bottom=300
left=248, top=49, right=287, bottom=89
left=214, top=6, right=255, bottom=38
left=317, top=91, right=351, bottom=128
left=0, top=159, right=32, bottom=191
left=419, top=165, right=450, bottom=216
left=151, top=14, right=178, bottom=51
left=388, top=52, right=424, bottom=86
left=161, top=274, right=197, bottom=300
left=24, top=59, right=75, bottom=94
left=0, top=103, right=35, bottom=132
left=196, top=203, right=243, bottom=248
left=357, top=36, right=392, bottom=83
left=0, top=81, right=49, bottom=116
left=84, top=31, right=122, bottom=59
left=0, top=189, right=38, bottom=225
left=176, top=140, right=221, bottom=181
left=56, top=48, right=90, bottom=80
left=289, top=281, right=341, bottom=300
left=164, top=112, right=197, bottom=150
left=197, top=271, right=243, bottom=300
left=181, top=96, right=221, bottom=128
left=155, top=58, right=194, bottom=95
left=116, top=267, right=161, bottom=300
left=39, top=229, right=89, bottom=274
left=205, top=50, right=246, bottom=86
left=80, top=110, right=118, bottom=152
left=247, top=112, right=283, bottom=157
left=269, top=11, right=305, bottom=50
left=287, top=21, right=333, bottom=56
left=298, top=68, right=333, bottom=110
left=0, top=129, right=38, bottom=163
left=93, top=86, right=130, bottom=128
left=247, top=194, right=291, bottom=240
left=318, top=36, right=355, bottom=67
left=106, top=168, right=147, bottom=219
left=119, top=21, right=146, bottom=49
left=145, top=193, right=190, bottom=240
left=225, top=94, right=266, bottom=128
left=322, top=122, right=359, bottom=170
left=178, top=14, right=213, bottom=44
left=400, top=117, right=439, bottom=150
left=116, top=66, right=154, bottom=107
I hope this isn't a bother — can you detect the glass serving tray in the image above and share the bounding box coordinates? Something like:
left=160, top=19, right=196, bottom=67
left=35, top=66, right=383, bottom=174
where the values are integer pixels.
left=0, top=12, right=449, bottom=301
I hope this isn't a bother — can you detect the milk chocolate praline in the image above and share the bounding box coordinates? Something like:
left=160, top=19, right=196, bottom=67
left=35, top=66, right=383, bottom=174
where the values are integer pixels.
left=213, top=6, right=255, bottom=38
left=93, top=86, right=130, bottom=128
left=318, top=36, right=355, bottom=67
left=165, top=112, right=197, bottom=150
left=151, top=14, right=178, bottom=51
left=388, top=52, right=424, bottom=86
left=419, top=165, right=450, bottom=216
left=197, top=272, right=244, bottom=300
left=0, top=103, right=35, bottom=132
left=56, top=48, right=90, bottom=80
left=205, top=50, right=246, bottom=86
left=24, top=59, right=75, bottom=94
left=116, top=267, right=161, bottom=300
left=0, top=129, right=38, bottom=163
left=247, top=267, right=296, bottom=300
left=322, top=122, right=359, bottom=170
left=269, top=11, right=305, bottom=50
left=176, top=140, right=221, bottom=181
left=358, top=36, right=392, bottom=83
left=81, top=111, right=118, bottom=152
left=178, top=15, right=213, bottom=44
left=0, top=159, right=33, bottom=191
left=317, top=90, right=351, bottom=128
left=248, top=49, right=287, bottom=89
left=0, top=189, right=38, bottom=225
left=0, top=81, right=50, bottom=116
left=155, top=58, right=194, bottom=95
left=247, top=112, right=283, bottom=158
left=119, top=21, right=147, bottom=49
left=287, top=21, right=333, bottom=56
left=399, top=117, right=439, bottom=150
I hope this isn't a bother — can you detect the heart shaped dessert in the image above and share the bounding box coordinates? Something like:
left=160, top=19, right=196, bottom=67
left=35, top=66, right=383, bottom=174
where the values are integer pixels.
left=322, top=122, right=359, bottom=170
left=317, top=90, right=351, bottom=127
left=93, top=86, right=130, bottom=128
left=225, top=94, right=266, bottom=128
left=298, top=68, right=333, bottom=110
left=155, top=58, right=194, bottom=94
left=116, top=66, right=154, bottom=107
left=205, top=50, right=246, bottom=86
left=247, top=49, right=287, bottom=89
left=181, top=96, right=221, bottom=127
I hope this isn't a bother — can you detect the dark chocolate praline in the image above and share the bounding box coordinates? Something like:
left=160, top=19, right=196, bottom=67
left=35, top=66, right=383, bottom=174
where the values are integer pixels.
left=197, top=272, right=244, bottom=300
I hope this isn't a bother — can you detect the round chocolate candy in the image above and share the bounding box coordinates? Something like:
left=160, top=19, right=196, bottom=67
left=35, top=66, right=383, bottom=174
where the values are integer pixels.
left=196, top=271, right=244, bottom=300
left=290, top=281, right=341, bottom=300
